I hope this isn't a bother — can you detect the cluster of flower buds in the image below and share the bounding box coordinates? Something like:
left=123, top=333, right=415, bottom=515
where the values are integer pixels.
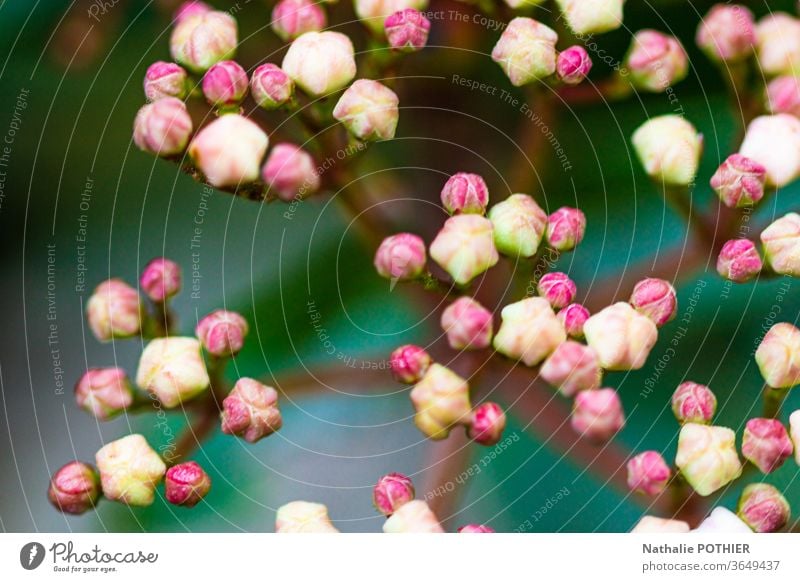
left=275, top=501, right=340, bottom=533
left=371, top=472, right=446, bottom=532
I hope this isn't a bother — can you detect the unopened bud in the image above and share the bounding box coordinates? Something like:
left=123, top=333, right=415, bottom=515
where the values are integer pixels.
left=491, top=17, right=558, bottom=87
left=144, top=61, right=188, bottom=101
left=766, top=76, right=800, bottom=117
left=282, top=31, right=356, bottom=97
left=557, top=303, right=589, bottom=339
left=554, top=0, right=625, bottom=35
left=540, top=340, right=602, bottom=397
left=696, top=4, right=755, bottom=62
left=632, top=115, right=702, bottom=186
left=458, top=524, right=495, bottom=533
left=389, top=344, right=431, bottom=384
left=373, top=472, right=415, bottom=516
left=195, top=309, right=249, bottom=357
left=276, top=501, right=339, bottom=533
left=440, top=296, right=493, bottom=350
left=671, top=381, right=716, bottom=425
left=737, top=483, right=791, bottom=533
left=755, top=13, right=800, bottom=77
left=790, top=410, right=800, bottom=464
left=626, top=451, right=671, bottom=496
left=717, top=239, right=762, bottom=283
left=430, top=215, right=499, bottom=285
left=385, top=9, right=430, bottom=52
left=675, top=423, right=742, bottom=496
left=262, top=143, right=319, bottom=202
left=761, top=213, right=800, bottom=276
left=165, top=461, right=211, bottom=507
left=583, top=302, right=658, bottom=371
left=271, top=0, right=326, bottom=41
left=710, top=154, right=767, bottom=209
left=202, top=60, right=248, bottom=107
left=626, top=30, right=688, bottom=93
left=133, top=97, right=193, bottom=157
left=140, top=257, right=181, bottom=302
left=493, top=297, right=565, bottom=367
left=630, top=277, right=677, bottom=327
left=742, top=418, right=793, bottom=474
left=221, top=378, right=283, bottom=442
left=250, top=63, right=294, bottom=110
left=170, top=10, right=237, bottom=73
left=383, top=499, right=444, bottom=533
left=468, top=402, right=506, bottom=446
left=174, top=1, right=211, bottom=23
left=556, top=45, right=592, bottom=85
left=410, top=364, right=472, bottom=440
left=537, top=272, right=577, bottom=310
left=75, top=368, right=134, bottom=420
left=756, top=322, right=800, bottom=388
left=354, top=0, right=428, bottom=34
left=693, top=507, right=752, bottom=533
left=374, top=233, right=427, bottom=282
left=333, top=79, right=399, bottom=141
left=546, top=206, right=586, bottom=251
left=488, top=194, right=547, bottom=258
left=86, top=279, right=142, bottom=341
left=740, top=114, right=800, bottom=187
left=571, top=388, right=625, bottom=441
left=440, top=172, right=489, bottom=215
left=631, top=515, right=689, bottom=533
left=136, top=337, right=210, bottom=408
left=95, top=434, right=166, bottom=506
left=48, top=461, right=101, bottom=515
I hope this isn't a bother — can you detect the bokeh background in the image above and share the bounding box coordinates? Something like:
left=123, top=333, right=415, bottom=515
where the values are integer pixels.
left=1, top=0, right=800, bottom=532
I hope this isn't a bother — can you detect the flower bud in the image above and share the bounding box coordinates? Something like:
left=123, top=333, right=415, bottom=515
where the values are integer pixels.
left=468, top=402, right=506, bottom=446
left=742, top=418, right=793, bottom=474
left=626, top=30, right=688, bottom=93
left=221, top=378, right=283, bottom=442
left=195, top=309, right=249, bottom=357
left=374, top=233, right=426, bottom=282
left=144, top=61, right=188, bottom=101
left=710, top=154, right=767, bottom=209
left=556, top=46, right=592, bottom=85
left=675, top=423, right=742, bottom=496
left=276, top=501, right=339, bottom=533
left=188, top=114, right=268, bottom=188
left=136, top=337, right=210, bottom=408
left=540, top=341, right=602, bottom=397
left=696, top=4, right=755, bottom=63
left=373, top=472, right=415, bottom=516
left=791, top=410, right=800, bottom=464
left=262, top=143, right=319, bottom=202
left=282, top=31, right=356, bottom=97
left=717, top=239, right=762, bottom=283
left=488, top=194, right=547, bottom=258
left=430, top=215, right=499, bottom=285
left=693, top=507, right=752, bottom=533
left=95, top=434, right=166, bottom=506
left=140, top=257, right=181, bottom=302
left=537, top=272, right=577, bottom=310
left=410, top=364, right=472, bottom=440
left=493, top=297, right=566, bottom=367
left=165, top=461, right=211, bottom=507
left=271, top=0, right=326, bottom=41
left=389, top=344, right=431, bottom=384
left=170, top=10, right=237, bottom=73
left=671, top=381, right=716, bottom=425
left=440, top=172, right=489, bottom=215
left=632, top=115, right=702, bottom=186
left=202, top=60, right=248, bottom=107
left=571, top=388, right=625, bottom=441
left=354, top=0, right=428, bottom=34
left=383, top=500, right=444, bottom=533
left=630, top=277, right=677, bottom=327
left=333, top=79, right=399, bottom=141
left=627, top=451, right=671, bottom=496
left=48, top=461, right=101, bottom=515
left=133, top=97, right=193, bottom=157
left=755, top=322, right=800, bottom=388
left=761, top=213, right=800, bottom=277
left=75, top=368, right=134, bottom=420
left=766, top=76, right=800, bottom=117
left=557, top=303, right=589, bottom=339
left=740, top=114, right=800, bottom=187
left=546, top=207, right=586, bottom=252
left=554, top=0, right=625, bottom=35
left=583, top=302, right=658, bottom=371
left=250, top=63, right=294, bottom=110
left=174, top=1, right=211, bottom=23
left=631, top=515, right=690, bottom=533
left=491, top=18, right=558, bottom=87
left=458, top=524, right=495, bottom=533
left=440, top=296, right=493, bottom=350
left=86, top=279, right=142, bottom=341
left=755, top=13, right=800, bottom=77
left=385, top=9, right=430, bottom=53
left=737, top=483, right=791, bottom=533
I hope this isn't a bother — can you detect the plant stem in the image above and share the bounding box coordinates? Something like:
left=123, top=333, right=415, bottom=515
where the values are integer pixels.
left=762, top=385, right=788, bottom=419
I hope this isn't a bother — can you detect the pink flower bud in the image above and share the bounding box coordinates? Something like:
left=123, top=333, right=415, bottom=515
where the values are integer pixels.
left=410, top=364, right=472, bottom=440
left=133, top=97, right=193, bottom=157
left=221, top=378, right=283, bottom=442
left=373, top=472, right=415, bottom=516
left=188, top=114, right=268, bottom=187
left=493, top=297, right=566, bottom=366
left=144, top=61, right=188, bottom=101
left=571, top=388, right=625, bottom=441
left=458, top=524, right=495, bottom=533
left=430, top=215, right=499, bottom=285
left=262, top=143, right=319, bottom=202
left=755, top=13, right=800, bottom=77
left=383, top=500, right=444, bottom=533
left=556, top=45, right=592, bottom=85
left=140, top=257, right=181, bottom=302
left=354, top=0, right=428, bottom=34
left=740, top=114, right=800, bottom=187
left=671, top=381, right=716, bottom=425
left=136, top=337, right=210, bottom=408
left=626, top=451, right=671, bottom=496
left=440, top=172, right=489, bottom=215
left=584, top=302, right=658, bottom=371
left=195, top=309, right=249, bottom=357
left=488, top=194, right=547, bottom=258
left=632, top=115, right=703, bottom=186
left=693, top=507, right=752, bottom=533
left=716, top=239, right=762, bottom=283
left=675, top=423, right=742, bottom=496
left=86, top=279, right=142, bottom=341
left=271, top=0, right=326, bottom=41
left=202, top=60, right=248, bottom=107
left=626, top=30, right=688, bottom=93
left=540, top=340, right=602, bottom=397
left=742, top=418, right=793, bottom=474
left=761, top=212, right=800, bottom=277
left=557, top=303, right=590, bottom=338
left=631, top=515, right=690, bottom=533
left=737, top=483, right=791, bottom=533
left=48, top=461, right=101, bottom=515
left=696, top=4, right=756, bottom=62
left=710, top=154, right=767, bottom=209
left=276, top=501, right=340, bottom=533
left=384, top=9, right=430, bottom=52
left=389, top=345, right=431, bottom=384
left=165, top=461, right=211, bottom=507
left=282, top=31, right=356, bottom=97
left=174, top=1, right=211, bottom=23
left=791, top=410, right=800, bottom=464
left=546, top=207, right=586, bottom=251
left=766, top=76, right=800, bottom=117
left=467, top=402, right=506, bottom=446
left=630, top=278, right=677, bottom=327
left=170, top=10, right=238, bottom=73
left=95, top=434, right=167, bottom=506
left=250, top=63, right=294, bottom=110
left=492, top=18, right=558, bottom=87
left=75, top=367, right=134, bottom=420
left=554, top=0, right=624, bottom=35
left=374, top=233, right=427, bottom=282
left=756, top=322, right=800, bottom=388
left=440, top=296, right=493, bottom=350
left=537, top=272, right=577, bottom=309
left=333, top=79, right=399, bottom=141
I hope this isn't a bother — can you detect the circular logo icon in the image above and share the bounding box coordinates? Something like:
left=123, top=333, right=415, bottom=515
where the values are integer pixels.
left=19, top=542, right=45, bottom=570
